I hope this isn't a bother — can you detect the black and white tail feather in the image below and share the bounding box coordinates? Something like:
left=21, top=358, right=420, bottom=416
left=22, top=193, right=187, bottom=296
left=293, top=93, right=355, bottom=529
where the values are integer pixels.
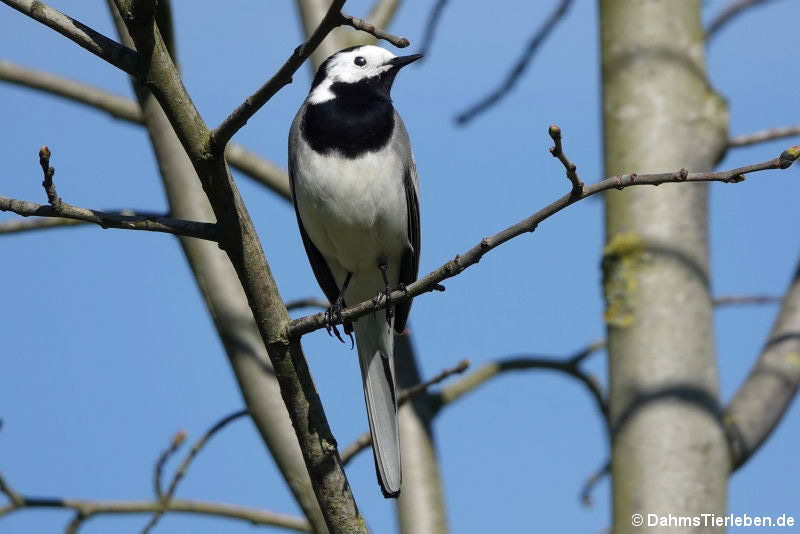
left=288, top=45, right=422, bottom=497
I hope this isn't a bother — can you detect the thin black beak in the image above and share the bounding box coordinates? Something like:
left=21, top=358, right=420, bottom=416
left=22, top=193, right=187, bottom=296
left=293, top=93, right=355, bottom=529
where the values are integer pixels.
left=386, top=53, right=424, bottom=69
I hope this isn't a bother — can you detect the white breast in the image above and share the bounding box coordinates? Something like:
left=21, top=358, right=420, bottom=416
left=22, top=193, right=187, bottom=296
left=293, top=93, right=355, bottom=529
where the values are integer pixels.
left=292, top=136, right=409, bottom=284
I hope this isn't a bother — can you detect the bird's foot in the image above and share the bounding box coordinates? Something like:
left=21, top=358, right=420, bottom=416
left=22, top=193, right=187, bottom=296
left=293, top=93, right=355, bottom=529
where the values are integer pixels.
left=324, top=297, right=347, bottom=344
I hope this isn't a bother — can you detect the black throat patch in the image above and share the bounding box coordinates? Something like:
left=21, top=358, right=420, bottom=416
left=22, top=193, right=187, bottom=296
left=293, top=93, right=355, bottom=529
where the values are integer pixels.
left=301, top=78, right=395, bottom=159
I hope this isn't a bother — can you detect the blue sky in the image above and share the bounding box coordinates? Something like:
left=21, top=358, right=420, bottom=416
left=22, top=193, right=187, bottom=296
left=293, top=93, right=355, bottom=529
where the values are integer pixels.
left=1, top=1, right=799, bottom=532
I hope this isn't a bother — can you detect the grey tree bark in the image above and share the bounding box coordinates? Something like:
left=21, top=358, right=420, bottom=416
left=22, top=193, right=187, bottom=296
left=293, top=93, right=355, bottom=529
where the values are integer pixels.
left=106, top=3, right=328, bottom=532
left=599, top=1, right=729, bottom=532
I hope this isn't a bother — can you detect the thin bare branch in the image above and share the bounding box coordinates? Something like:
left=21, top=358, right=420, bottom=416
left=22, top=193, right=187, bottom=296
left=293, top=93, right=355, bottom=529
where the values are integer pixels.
left=454, top=0, right=573, bottom=125
left=288, top=140, right=800, bottom=338
left=340, top=360, right=470, bottom=465
left=712, top=294, right=781, bottom=307
left=144, top=410, right=249, bottom=533
left=1, top=0, right=138, bottom=74
left=418, top=0, right=448, bottom=57
left=0, top=196, right=217, bottom=241
left=580, top=460, right=610, bottom=507
left=339, top=13, right=409, bottom=48
left=434, top=341, right=608, bottom=425
left=706, top=0, right=781, bottom=39
left=729, top=123, right=800, bottom=148
left=0, top=486, right=310, bottom=532
left=153, top=431, right=187, bottom=499
left=548, top=124, right=583, bottom=193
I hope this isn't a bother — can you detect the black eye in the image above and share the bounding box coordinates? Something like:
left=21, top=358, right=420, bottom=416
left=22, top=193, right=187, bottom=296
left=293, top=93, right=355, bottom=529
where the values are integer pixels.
left=354, top=56, right=366, bottom=67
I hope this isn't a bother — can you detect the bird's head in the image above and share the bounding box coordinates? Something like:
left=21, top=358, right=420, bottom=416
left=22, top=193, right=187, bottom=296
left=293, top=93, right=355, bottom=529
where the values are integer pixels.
left=307, top=45, right=422, bottom=104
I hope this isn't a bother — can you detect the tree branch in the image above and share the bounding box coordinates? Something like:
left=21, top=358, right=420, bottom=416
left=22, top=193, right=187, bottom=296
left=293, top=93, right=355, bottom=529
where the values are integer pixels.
left=706, top=0, right=781, bottom=39
left=152, top=431, right=187, bottom=500
left=728, top=123, right=800, bottom=148
left=144, top=410, right=249, bottom=533
left=287, top=139, right=800, bottom=338
left=106, top=1, right=365, bottom=529
left=548, top=124, right=583, bottom=194
left=724, top=259, right=800, bottom=470
left=0, top=195, right=217, bottom=241
left=712, top=294, right=781, bottom=307
left=418, top=0, right=449, bottom=58
left=434, top=340, right=607, bottom=421
left=0, top=474, right=310, bottom=533
left=454, top=0, right=573, bottom=125
left=1, top=0, right=138, bottom=75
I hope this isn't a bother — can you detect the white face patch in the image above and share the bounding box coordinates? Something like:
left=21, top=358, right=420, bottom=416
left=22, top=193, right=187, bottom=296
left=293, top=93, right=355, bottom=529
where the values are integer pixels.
left=308, top=45, right=396, bottom=104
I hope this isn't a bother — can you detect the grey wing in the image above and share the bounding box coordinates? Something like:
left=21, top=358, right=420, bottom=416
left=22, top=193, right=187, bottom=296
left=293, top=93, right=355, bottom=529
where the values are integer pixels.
left=289, top=110, right=341, bottom=307
left=393, top=114, right=420, bottom=333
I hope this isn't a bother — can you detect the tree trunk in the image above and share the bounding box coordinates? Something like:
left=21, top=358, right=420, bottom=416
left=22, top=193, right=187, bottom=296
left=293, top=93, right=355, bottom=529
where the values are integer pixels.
left=599, top=1, right=729, bottom=532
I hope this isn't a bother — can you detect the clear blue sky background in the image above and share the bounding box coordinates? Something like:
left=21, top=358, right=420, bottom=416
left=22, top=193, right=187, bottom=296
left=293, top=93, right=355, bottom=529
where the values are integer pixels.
left=1, top=1, right=799, bottom=533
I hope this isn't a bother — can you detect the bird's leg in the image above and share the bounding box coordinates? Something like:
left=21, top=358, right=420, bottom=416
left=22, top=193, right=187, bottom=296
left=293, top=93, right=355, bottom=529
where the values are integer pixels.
left=377, top=263, right=393, bottom=325
left=325, top=272, right=353, bottom=344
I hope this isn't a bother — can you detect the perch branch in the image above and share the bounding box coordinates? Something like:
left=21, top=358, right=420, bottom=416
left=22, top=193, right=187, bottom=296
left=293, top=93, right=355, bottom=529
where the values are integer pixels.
left=288, top=137, right=800, bottom=338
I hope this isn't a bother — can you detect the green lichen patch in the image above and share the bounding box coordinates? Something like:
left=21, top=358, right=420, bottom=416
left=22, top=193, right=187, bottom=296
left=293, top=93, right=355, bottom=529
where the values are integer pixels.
left=602, top=232, right=649, bottom=327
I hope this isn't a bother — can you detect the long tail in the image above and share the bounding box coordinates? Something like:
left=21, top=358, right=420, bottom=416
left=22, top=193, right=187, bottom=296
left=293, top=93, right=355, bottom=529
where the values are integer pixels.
left=354, top=311, right=401, bottom=498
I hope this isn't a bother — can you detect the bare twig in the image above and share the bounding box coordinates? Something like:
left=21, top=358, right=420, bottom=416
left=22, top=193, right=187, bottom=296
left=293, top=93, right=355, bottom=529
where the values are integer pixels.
left=153, top=431, right=187, bottom=499
left=706, top=0, right=781, bottom=39
left=1, top=0, right=138, bottom=75
left=434, top=341, right=608, bottom=424
left=399, top=359, right=470, bottom=401
left=0, top=196, right=217, bottom=241
left=288, top=142, right=800, bottom=338
left=143, top=410, right=249, bottom=534
left=548, top=125, right=583, bottom=193
left=712, top=294, right=781, bottom=307
left=38, top=146, right=61, bottom=208
left=454, top=0, right=573, bottom=125
left=212, top=0, right=409, bottom=148
left=340, top=360, right=470, bottom=465
left=729, top=124, right=800, bottom=148
left=418, top=0, right=449, bottom=57
left=340, top=13, right=409, bottom=48
left=580, top=460, right=610, bottom=507
left=0, top=487, right=310, bottom=532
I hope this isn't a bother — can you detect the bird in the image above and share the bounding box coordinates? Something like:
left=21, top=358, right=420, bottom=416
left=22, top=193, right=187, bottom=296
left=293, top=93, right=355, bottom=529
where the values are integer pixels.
left=288, top=45, right=422, bottom=498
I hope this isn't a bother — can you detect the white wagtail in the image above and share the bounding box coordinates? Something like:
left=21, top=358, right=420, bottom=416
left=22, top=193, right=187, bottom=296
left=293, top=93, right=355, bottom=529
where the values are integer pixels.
left=288, top=45, right=422, bottom=498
